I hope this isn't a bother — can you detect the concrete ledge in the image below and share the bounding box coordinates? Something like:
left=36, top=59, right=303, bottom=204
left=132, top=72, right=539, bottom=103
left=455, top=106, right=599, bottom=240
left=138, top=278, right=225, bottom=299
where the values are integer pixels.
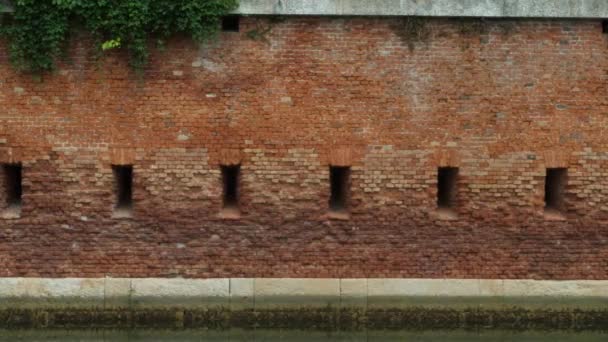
left=130, top=278, right=229, bottom=308
left=254, top=278, right=341, bottom=308
left=234, top=0, right=608, bottom=18
left=2, top=1, right=608, bottom=18
left=0, top=278, right=607, bottom=310
left=0, top=278, right=105, bottom=309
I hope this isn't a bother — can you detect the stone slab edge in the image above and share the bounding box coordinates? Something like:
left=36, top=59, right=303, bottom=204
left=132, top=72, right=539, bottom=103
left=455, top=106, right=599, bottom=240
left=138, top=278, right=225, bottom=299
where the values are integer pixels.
left=0, top=278, right=607, bottom=310
left=234, top=0, right=608, bottom=18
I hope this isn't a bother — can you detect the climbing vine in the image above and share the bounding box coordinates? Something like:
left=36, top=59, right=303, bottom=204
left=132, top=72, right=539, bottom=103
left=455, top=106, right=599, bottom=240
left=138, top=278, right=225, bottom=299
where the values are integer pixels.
left=0, top=0, right=239, bottom=74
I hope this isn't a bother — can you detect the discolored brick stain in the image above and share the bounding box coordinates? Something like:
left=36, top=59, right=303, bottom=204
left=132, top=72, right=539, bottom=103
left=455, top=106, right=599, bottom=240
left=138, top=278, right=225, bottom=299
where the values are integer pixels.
left=0, top=18, right=607, bottom=279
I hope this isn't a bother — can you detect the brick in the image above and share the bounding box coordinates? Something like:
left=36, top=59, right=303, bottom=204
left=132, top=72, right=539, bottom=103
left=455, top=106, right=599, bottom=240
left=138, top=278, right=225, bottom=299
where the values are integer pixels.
left=0, top=18, right=606, bottom=280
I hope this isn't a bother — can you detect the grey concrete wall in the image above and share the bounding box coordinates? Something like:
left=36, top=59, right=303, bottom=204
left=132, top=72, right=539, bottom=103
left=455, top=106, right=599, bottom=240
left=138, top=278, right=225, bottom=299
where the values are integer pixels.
left=1, top=278, right=607, bottom=310
left=235, top=0, right=608, bottom=18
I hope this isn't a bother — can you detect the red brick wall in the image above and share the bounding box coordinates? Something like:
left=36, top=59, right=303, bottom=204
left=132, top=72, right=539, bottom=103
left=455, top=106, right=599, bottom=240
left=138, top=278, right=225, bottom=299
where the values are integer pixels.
left=1, top=17, right=608, bottom=279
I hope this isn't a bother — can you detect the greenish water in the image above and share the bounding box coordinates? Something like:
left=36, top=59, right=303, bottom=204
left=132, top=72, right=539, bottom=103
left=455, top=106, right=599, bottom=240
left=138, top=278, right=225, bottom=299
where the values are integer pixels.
left=1, top=330, right=607, bottom=341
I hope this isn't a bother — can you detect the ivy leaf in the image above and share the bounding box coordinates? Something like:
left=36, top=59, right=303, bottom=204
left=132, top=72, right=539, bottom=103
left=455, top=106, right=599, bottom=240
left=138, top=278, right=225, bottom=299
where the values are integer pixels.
left=101, top=37, right=121, bottom=51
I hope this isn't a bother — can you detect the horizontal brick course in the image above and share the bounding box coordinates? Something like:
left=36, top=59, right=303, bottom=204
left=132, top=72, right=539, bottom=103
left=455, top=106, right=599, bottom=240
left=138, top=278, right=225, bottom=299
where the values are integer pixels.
left=0, top=18, right=608, bottom=279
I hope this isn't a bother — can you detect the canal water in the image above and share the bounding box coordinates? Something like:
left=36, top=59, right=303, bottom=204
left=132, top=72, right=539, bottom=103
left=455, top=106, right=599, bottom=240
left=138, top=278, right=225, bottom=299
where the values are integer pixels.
left=1, top=330, right=607, bottom=341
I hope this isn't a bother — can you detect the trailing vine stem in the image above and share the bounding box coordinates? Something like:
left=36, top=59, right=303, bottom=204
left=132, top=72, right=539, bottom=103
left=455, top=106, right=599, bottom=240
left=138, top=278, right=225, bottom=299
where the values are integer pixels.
left=0, top=0, right=239, bottom=74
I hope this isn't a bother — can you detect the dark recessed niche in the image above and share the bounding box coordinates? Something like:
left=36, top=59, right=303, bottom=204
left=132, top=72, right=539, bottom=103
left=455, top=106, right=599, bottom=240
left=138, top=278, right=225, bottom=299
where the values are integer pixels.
left=437, top=167, right=458, bottom=209
left=3, top=163, right=22, bottom=208
left=222, top=16, right=240, bottom=32
left=545, top=168, right=567, bottom=213
left=222, top=164, right=240, bottom=211
left=113, top=165, right=133, bottom=213
left=329, top=166, right=350, bottom=213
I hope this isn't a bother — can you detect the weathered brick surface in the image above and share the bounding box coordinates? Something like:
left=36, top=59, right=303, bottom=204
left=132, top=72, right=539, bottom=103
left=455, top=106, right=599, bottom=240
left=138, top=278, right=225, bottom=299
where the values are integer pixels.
left=1, top=18, right=608, bottom=279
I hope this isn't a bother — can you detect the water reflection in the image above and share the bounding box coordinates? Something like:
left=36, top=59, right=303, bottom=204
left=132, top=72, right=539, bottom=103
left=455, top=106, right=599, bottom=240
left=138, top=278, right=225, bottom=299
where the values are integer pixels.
left=1, top=330, right=607, bottom=341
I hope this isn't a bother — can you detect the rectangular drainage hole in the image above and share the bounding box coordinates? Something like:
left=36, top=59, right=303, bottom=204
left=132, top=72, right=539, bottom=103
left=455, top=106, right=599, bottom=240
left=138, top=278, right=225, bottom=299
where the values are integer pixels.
left=221, top=164, right=241, bottom=216
left=112, top=165, right=133, bottom=217
left=437, top=167, right=458, bottom=210
left=3, top=163, right=22, bottom=209
left=329, top=166, right=350, bottom=214
left=222, top=16, right=240, bottom=32
left=545, top=168, right=567, bottom=214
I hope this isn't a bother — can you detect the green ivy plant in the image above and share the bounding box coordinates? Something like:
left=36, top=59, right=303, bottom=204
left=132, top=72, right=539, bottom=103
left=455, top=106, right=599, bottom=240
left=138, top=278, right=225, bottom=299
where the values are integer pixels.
left=0, top=0, right=239, bottom=74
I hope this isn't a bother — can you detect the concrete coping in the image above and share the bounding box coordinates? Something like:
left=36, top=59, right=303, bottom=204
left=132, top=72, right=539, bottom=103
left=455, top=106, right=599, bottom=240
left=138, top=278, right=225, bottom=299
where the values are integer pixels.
left=2, top=1, right=608, bottom=18
left=234, top=0, right=608, bottom=18
left=0, top=278, right=607, bottom=310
